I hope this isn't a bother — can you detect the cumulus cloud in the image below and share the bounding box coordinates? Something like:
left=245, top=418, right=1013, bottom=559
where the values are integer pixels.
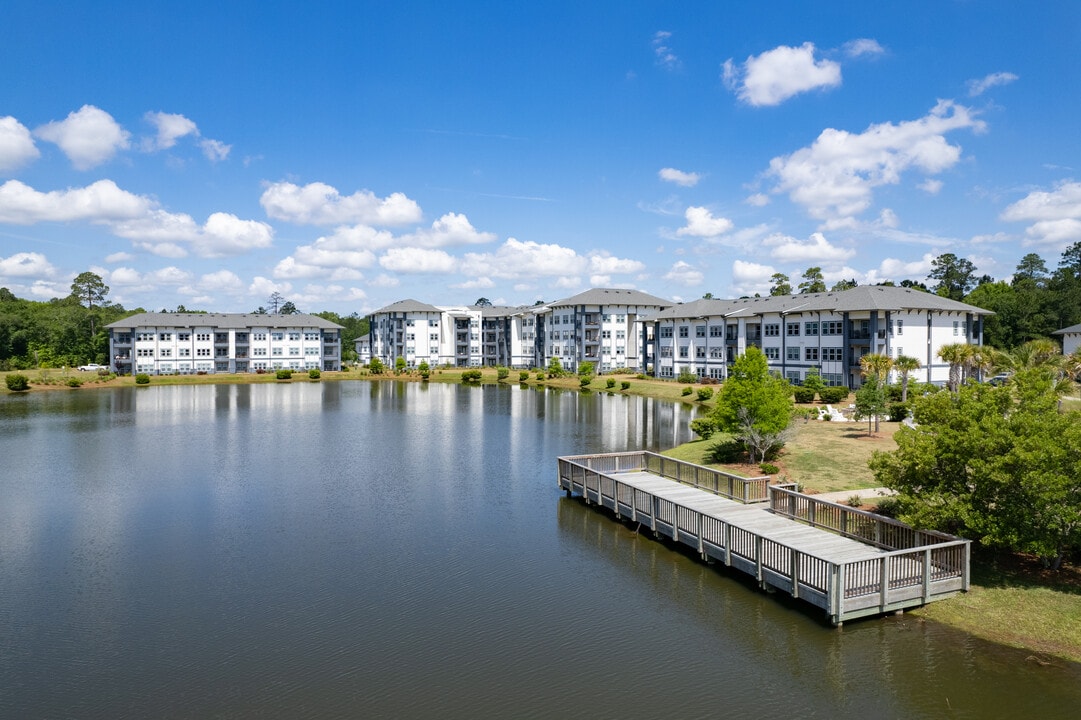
left=767, top=100, right=984, bottom=224
left=105, top=251, right=133, bottom=263
left=589, top=252, right=646, bottom=275
left=967, top=72, right=1019, bottom=97
left=659, top=167, right=700, bottom=187
left=731, top=259, right=776, bottom=294
left=0, top=179, right=151, bottom=224
left=745, top=193, right=770, bottom=207
left=460, top=238, right=588, bottom=279
left=108, top=207, right=273, bottom=258
left=260, top=181, right=422, bottom=226
left=143, top=111, right=198, bottom=150
left=918, top=179, right=943, bottom=194
left=379, top=247, right=458, bottom=274
left=652, top=31, right=680, bottom=71
left=369, top=274, right=400, bottom=288
left=764, top=231, right=854, bottom=264
left=0, top=252, right=56, bottom=278
left=663, top=260, right=704, bottom=286
left=843, top=38, right=885, bottom=58
left=451, top=277, right=496, bottom=290
left=676, top=206, right=734, bottom=238
left=34, top=105, right=130, bottom=170
left=193, top=213, right=274, bottom=257
left=0, top=116, right=40, bottom=171
left=724, top=43, right=841, bottom=107
left=199, top=138, right=231, bottom=162
left=1000, top=181, right=1081, bottom=248
left=397, top=213, right=496, bottom=248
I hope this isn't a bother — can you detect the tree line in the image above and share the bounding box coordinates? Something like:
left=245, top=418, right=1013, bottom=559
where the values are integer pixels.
left=0, top=274, right=369, bottom=370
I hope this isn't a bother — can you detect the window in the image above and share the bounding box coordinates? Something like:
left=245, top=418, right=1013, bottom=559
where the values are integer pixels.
left=822, top=321, right=843, bottom=335
left=553, top=316, right=560, bottom=325
left=215, top=333, right=228, bottom=343
left=253, top=332, right=267, bottom=341
left=235, top=333, right=247, bottom=342
left=288, top=332, right=301, bottom=341
left=253, top=348, right=267, bottom=356
left=764, top=347, right=779, bottom=360
left=216, top=348, right=228, bottom=357
left=602, top=314, right=611, bottom=322
left=805, top=347, right=819, bottom=361
left=271, top=332, right=283, bottom=341
left=786, top=322, right=800, bottom=336
left=289, top=347, right=300, bottom=356
left=679, top=326, right=689, bottom=338
left=178, top=348, right=191, bottom=357
left=137, top=348, right=153, bottom=357
left=894, top=346, right=903, bottom=358
left=405, top=319, right=414, bottom=327
left=616, top=330, right=625, bottom=340
left=602, top=330, right=611, bottom=339
left=678, top=347, right=688, bottom=358
left=115, top=333, right=132, bottom=344
left=197, top=333, right=212, bottom=342
left=160, top=348, right=172, bottom=357
left=709, top=368, right=724, bottom=379
left=660, top=346, right=672, bottom=357
left=272, top=348, right=283, bottom=356
left=764, top=324, right=780, bottom=337
left=197, top=348, right=211, bottom=357
left=159, top=333, right=172, bottom=341
left=896, top=319, right=903, bottom=335
left=696, top=325, right=706, bottom=338
left=786, top=371, right=801, bottom=384
left=710, top=347, right=724, bottom=358
left=710, top=326, right=723, bottom=337
left=177, top=333, right=190, bottom=342
left=562, top=315, right=569, bottom=324
left=305, top=332, right=319, bottom=341
left=695, top=347, right=706, bottom=358
left=406, top=333, right=414, bottom=341
left=660, top=326, right=673, bottom=338
left=786, top=346, right=800, bottom=361
left=823, top=373, right=844, bottom=387
left=953, top=321, right=959, bottom=336
left=805, top=322, right=818, bottom=336
left=137, top=332, right=154, bottom=342
left=823, top=347, right=843, bottom=362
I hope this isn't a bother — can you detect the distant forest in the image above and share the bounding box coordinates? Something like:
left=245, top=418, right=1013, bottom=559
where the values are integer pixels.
left=2, top=241, right=1080, bottom=371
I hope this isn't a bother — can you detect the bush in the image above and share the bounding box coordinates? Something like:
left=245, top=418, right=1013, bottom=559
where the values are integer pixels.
left=275, top=368, right=293, bottom=380
left=620, top=381, right=630, bottom=391
left=696, top=387, right=714, bottom=401
left=497, top=366, right=510, bottom=381
left=875, top=496, right=902, bottom=518
left=369, top=358, right=385, bottom=375
left=546, top=357, right=565, bottom=378
left=606, top=378, right=616, bottom=389
left=819, top=386, right=850, bottom=404
left=681, top=386, right=693, bottom=396
left=461, top=369, right=482, bottom=383
left=66, top=377, right=83, bottom=387
left=5, top=374, right=30, bottom=391
left=885, top=384, right=904, bottom=402
left=536, top=371, right=546, bottom=381
left=635, top=373, right=646, bottom=380
left=759, top=463, right=780, bottom=475
left=519, top=371, right=530, bottom=382
left=577, top=361, right=595, bottom=379
left=707, top=438, right=744, bottom=463
left=579, top=377, right=592, bottom=388
left=135, top=373, right=151, bottom=385
left=887, top=402, right=909, bottom=422
left=690, top=417, right=716, bottom=439
left=308, top=368, right=321, bottom=380
left=677, top=370, right=697, bottom=384
left=793, top=387, right=816, bottom=403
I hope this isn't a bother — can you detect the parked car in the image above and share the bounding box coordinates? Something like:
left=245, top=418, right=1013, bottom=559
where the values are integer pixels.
left=77, top=364, right=107, bottom=372
left=986, top=373, right=1011, bottom=386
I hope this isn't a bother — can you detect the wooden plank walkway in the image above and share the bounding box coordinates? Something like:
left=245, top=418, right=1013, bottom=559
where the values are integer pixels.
left=558, top=452, right=969, bottom=625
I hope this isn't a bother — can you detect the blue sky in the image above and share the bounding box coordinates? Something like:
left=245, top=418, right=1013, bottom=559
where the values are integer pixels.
left=1, top=1, right=1079, bottom=314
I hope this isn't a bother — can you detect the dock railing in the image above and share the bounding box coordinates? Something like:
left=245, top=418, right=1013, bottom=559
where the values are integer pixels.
left=559, top=451, right=771, bottom=503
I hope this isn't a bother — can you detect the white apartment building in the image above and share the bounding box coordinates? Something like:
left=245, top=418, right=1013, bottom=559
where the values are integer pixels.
left=651, top=286, right=991, bottom=387
left=1054, top=323, right=1081, bottom=356
left=106, top=313, right=344, bottom=375
left=365, top=289, right=670, bottom=371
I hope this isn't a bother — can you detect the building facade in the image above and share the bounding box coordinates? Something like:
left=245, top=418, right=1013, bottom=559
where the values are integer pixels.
left=1054, top=323, right=1081, bottom=356
left=650, top=286, right=991, bottom=387
left=106, top=313, right=344, bottom=375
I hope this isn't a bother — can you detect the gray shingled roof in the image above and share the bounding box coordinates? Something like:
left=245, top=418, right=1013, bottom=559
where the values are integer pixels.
left=106, top=312, right=344, bottom=330
left=652, top=285, right=993, bottom=320
left=1053, top=323, right=1081, bottom=335
left=371, top=298, right=443, bottom=314
left=548, top=287, right=672, bottom=308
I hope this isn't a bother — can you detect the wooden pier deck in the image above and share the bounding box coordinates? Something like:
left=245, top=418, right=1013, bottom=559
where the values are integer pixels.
left=558, top=452, right=969, bottom=625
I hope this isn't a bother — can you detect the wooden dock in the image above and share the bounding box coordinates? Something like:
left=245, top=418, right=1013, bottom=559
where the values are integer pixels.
left=557, top=452, right=969, bottom=625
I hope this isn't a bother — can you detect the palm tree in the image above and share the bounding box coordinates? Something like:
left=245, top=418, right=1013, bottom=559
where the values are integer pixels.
left=993, top=339, right=1072, bottom=396
left=894, top=354, right=922, bottom=402
left=858, top=353, right=893, bottom=432
left=966, top=345, right=995, bottom=384
left=1065, top=350, right=1081, bottom=400
left=937, top=343, right=972, bottom=392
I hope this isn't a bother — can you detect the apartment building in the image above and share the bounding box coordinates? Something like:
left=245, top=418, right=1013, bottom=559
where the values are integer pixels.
left=106, top=313, right=344, bottom=375
left=651, top=286, right=991, bottom=387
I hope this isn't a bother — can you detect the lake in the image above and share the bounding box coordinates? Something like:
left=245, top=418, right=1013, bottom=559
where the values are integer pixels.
left=1, top=381, right=1079, bottom=718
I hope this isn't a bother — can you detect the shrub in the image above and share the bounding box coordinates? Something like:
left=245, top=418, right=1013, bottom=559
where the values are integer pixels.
left=793, top=387, right=816, bottom=403
left=846, top=494, right=864, bottom=508
left=394, top=357, right=407, bottom=375
left=66, top=377, right=83, bottom=387
left=369, top=358, right=385, bottom=375
left=577, top=361, right=595, bottom=379
left=606, top=378, right=616, bottom=389
left=819, top=386, right=850, bottom=404
left=255, top=368, right=266, bottom=374
left=681, top=386, right=693, bottom=396
left=885, top=384, right=904, bottom=402
left=696, top=387, right=714, bottom=401
left=690, top=417, right=716, bottom=439
left=579, top=377, right=592, bottom=388
left=308, top=368, right=321, bottom=380
left=536, top=371, right=546, bottom=381
left=635, top=373, right=646, bottom=380
left=276, top=368, right=293, bottom=380
left=497, top=366, right=510, bottom=381
left=707, top=438, right=744, bottom=463
left=699, top=376, right=719, bottom=385
left=135, top=373, right=150, bottom=385
left=519, top=371, right=530, bottom=382
left=875, top=496, right=902, bottom=518
left=887, top=402, right=909, bottom=422
left=677, top=369, right=697, bottom=384
left=419, top=361, right=431, bottom=379
left=620, top=381, right=630, bottom=391
left=5, top=374, right=30, bottom=391
left=546, top=357, right=564, bottom=378
left=461, top=369, right=482, bottom=383
left=759, top=463, right=779, bottom=475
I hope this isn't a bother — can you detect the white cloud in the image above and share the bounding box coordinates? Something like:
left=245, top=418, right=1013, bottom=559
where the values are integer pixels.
left=663, top=260, right=703, bottom=286
left=874, top=253, right=937, bottom=282
left=765, top=231, right=854, bottom=264
left=379, top=247, right=458, bottom=274
left=843, top=38, right=885, bottom=58
left=108, top=207, right=273, bottom=258
left=105, top=251, right=133, bottom=263
left=725, top=43, right=841, bottom=107
left=197, top=270, right=245, bottom=293
left=397, top=212, right=495, bottom=247
left=745, top=193, right=770, bottom=207
left=0, top=252, right=55, bottom=278
left=460, top=238, right=588, bottom=279
left=248, top=276, right=291, bottom=299
left=369, top=274, right=400, bottom=288
left=967, top=72, right=1019, bottom=97
left=1000, top=181, right=1081, bottom=248
left=676, top=206, right=734, bottom=238
left=0, top=116, right=40, bottom=171
left=731, top=259, right=776, bottom=294
left=260, top=181, right=422, bottom=226
left=143, top=111, right=198, bottom=150
left=589, top=252, right=646, bottom=275
left=918, top=179, right=943, bottom=194
left=199, top=138, right=231, bottom=162
left=451, top=277, right=496, bottom=290
left=0, top=179, right=151, bottom=224
left=34, top=105, right=130, bottom=170
left=659, top=167, right=700, bottom=187
left=193, top=213, right=274, bottom=257
left=652, top=31, right=680, bottom=71
left=768, top=100, right=984, bottom=223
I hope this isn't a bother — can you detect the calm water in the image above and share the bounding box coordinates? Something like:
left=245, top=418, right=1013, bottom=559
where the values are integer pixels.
left=1, top=381, right=1078, bottom=719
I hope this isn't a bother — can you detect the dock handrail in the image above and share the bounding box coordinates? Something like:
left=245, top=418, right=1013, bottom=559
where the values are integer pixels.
left=559, top=451, right=771, bottom=503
